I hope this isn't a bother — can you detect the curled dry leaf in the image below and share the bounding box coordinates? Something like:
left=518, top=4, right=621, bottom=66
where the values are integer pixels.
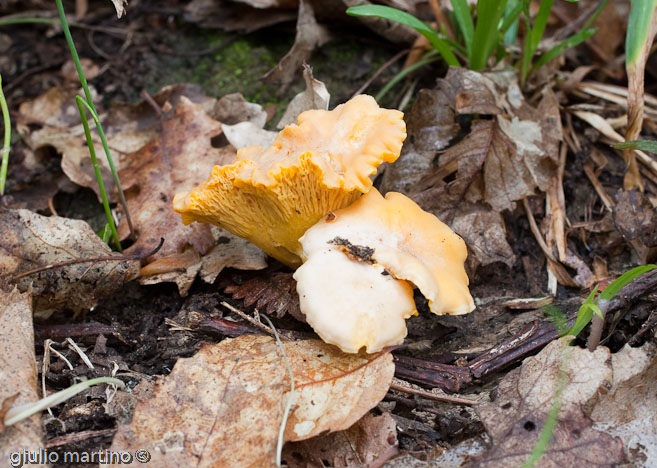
left=466, top=338, right=624, bottom=468
left=105, top=335, right=394, bottom=468
left=282, top=412, right=398, bottom=468
left=0, top=288, right=48, bottom=466
left=140, top=227, right=267, bottom=296
left=110, top=0, right=128, bottom=17
left=277, top=63, right=330, bottom=129
left=591, top=343, right=657, bottom=466
left=117, top=96, right=236, bottom=260
left=263, top=0, right=330, bottom=91
left=0, top=209, right=139, bottom=315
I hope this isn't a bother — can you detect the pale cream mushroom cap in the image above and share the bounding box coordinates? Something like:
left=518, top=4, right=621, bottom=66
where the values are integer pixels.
left=299, top=188, right=475, bottom=317
left=293, top=249, right=416, bottom=353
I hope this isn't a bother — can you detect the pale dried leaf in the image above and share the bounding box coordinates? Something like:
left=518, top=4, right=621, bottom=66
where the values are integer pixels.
left=591, top=343, right=657, bottom=467
left=0, top=209, right=139, bottom=315
left=110, top=0, right=128, bottom=17
left=0, top=289, right=47, bottom=466
left=117, top=96, right=237, bottom=260
left=283, top=412, right=398, bottom=468
left=467, top=338, right=623, bottom=467
left=106, top=336, right=394, bottom=467
left=277, top=63, right=330, bottom=129
left=221, top=121, right=277, bottom=150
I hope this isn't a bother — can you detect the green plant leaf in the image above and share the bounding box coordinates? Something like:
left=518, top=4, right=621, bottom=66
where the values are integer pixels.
left=567, top=302, right=599, bottom=338
left=346, top=5, right=460, bottom=66
left=470, top=0, right=508, bottom=70
left=626, top=0, right=657, bottom=67
left=530, top=27, right=597, bottom=74
left=451, top=0, right=474, bottom=56
left=0, top=73, right=10, bottom=195
left=613, top=139, right=657, bottom=153
left=375, top=53, right=440, bottom=102
left=598, top=264, right=657, bottom=302
left=502, top=0, right=522, bottom=43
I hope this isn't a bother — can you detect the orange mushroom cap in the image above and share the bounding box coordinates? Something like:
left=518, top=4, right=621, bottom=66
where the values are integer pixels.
left=294, top=188, right=475, bottom=353
left=173, top=95, right=406, bottom=267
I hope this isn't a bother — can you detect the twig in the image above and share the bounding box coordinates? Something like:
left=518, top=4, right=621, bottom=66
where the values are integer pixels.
left=427, top=0, right=455, bottom=40
left=389, top=379, right=477, bottom=406
left=220, top=301, right=276, bottom=337
left=10, top=238, right=164, bottom=281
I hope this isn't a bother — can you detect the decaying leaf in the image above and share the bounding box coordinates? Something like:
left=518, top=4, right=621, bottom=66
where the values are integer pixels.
left=591, top=343, right=657, bottom=467
left=380, top=87, right=457, bottom=195
left=0, top=209, right=139, bottom=315
left=106, top=335, right=394, bottom=467
left=264, top=0, right=330, bottom=91
left=277, top=63, right=330, bottom=129
left=223, top=271, right=302, bottom=320
left=467, top=338, right=624, bottom=467
left=213, top=92, right=268, bottom=126
left=17, top=84, right=214, bottom=202
left=0, top=288, right=47, bottom=466
left=282, top=412, right=398, bottom=468
left=407, top=68, right=562, bottom=272
left=117, top=96, right=236, bottom=260
left=140, top=227, right=267, bottom=296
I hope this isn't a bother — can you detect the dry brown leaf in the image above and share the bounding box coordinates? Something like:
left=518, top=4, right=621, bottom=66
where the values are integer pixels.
left=380, top=87, right=457, bottom=195
left=17, top=84, right=214, bottom=202
left=117, top=96, right=236, bottom=260
left=0, top=209, right=139, bottom=315
left=264, top=0, right=330, bottom=91
left=0, top=288, right=48, bottom=466
left=466, top=338, right=624, bottom=468
left=105, top=335, right=394, bottom=468
left=140, top=227, right=267, bottom=296
left=223, top=271, right=302, bottom=320
left=591, top=343, right=657, bottom=466
left=282, top=412, right=398, bottom=468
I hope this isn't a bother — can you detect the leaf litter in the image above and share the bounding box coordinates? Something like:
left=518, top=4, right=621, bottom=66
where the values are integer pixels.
left=105, top=335, right=394, bottom=467
left=3, top=2, right=657, bottom=467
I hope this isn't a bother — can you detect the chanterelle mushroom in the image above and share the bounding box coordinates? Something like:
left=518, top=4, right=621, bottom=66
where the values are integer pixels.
left=294, top=188, right=475, bottom=353
left=173, top=95, right=406, bottom=267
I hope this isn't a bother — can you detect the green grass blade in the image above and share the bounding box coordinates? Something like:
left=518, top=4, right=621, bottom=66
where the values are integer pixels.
left=567, top=302, right=600, bottom=338
left=530, top=27, right=597, bottom=74
left=0, top=74, right=10, bottom=194
left=346, top=5, right=460, bottom=66
left=613, top=139, right=657, bottom=153
left=375, top=54, right=440, bottom=102
left=76, top=97, right=122, bottom=251
left=502, top=0, right=522, bottom=44
left=626, top=0, right=657, bottom=67
left=598, top=264, right=657, bottom=302
left=55, top=0, right=135, bottom=240
left=470, top=0, right=508, bottom=70
left=529, top=0, right=555, bottom=52
left=450, top=0, right=474, bottom=56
